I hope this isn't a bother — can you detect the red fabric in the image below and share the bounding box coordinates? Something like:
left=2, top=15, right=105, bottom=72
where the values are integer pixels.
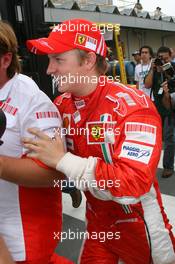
left=95, top=111, right=162, bottom=198
left=19, top=187, right=62, bottom=261
left=26, top=19, right=106, bottom=57
left=55, top=78, right=175, bottom=262
left=80, top=221, right=150, bottom=264
left=20, top=156, right=62, bottom=261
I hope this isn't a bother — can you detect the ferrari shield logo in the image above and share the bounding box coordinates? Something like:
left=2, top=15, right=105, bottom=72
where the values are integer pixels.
left=86, top=120, right=117, bottom=145
left=74, top=33, right=97, bottom=51
left=78, top=35, right=86, bottom=45
left=75, top=33, right=87, bottom=47
left=87, top=122, right=105, bottom=144
left=91, top=126, right=102, bottom=140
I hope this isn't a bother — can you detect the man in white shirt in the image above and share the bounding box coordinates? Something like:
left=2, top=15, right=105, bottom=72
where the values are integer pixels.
left=0, top=20, right=73, bottom=264
left=0, top=107, right=14, bottom=264
left=135, top=45, right=154, bottom=99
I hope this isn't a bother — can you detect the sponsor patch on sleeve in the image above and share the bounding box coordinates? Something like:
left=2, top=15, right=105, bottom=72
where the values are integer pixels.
left=1, top=103, right=18, bottom=116
left=119, top=142, right=153, bottom=164
left=36, top=111, right=59, bottom=119
left=125, top=122, right=156, bottom=145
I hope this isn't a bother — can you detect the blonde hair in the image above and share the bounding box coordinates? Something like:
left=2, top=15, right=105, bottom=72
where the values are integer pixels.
left=76, top=49, right=108, bottom=75
left=0, top=21, right=21, bottom=78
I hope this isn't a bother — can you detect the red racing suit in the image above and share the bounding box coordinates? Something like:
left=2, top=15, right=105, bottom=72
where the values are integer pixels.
left=55, top=77, right=175, bottom=264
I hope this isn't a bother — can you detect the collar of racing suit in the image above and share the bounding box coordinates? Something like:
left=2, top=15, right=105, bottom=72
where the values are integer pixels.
left=71, top=75, right=109, bottom=112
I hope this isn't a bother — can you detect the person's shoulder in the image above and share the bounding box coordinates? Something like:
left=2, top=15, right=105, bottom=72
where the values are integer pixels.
left=107, top=81, right=136, bottom=93
left=134, top=63, right=141, bottom=74
left=135, top=63, right=141, bottom=69
left=106, top=82, right=156, bottom=113
left=12, top=74, right=54, bottom=106
left=13, top=73, right=40, bottom=96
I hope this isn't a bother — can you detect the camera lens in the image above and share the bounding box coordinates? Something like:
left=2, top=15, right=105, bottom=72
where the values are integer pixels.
left=154, top=58, right=163, bottom=66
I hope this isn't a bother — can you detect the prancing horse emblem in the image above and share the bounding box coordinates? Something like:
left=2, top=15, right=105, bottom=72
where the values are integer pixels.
left=78, top=35, right=86, bottom=45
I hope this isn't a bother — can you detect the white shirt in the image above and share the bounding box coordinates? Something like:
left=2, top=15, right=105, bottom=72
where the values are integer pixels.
left=135, top=62, right=153, bottom=100
left=0, top=74, right=62, bottom=261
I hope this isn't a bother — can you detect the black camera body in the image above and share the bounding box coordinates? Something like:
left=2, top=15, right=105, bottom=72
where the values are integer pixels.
left=155, top=57, right=175, bottom=93
left=154, top=57, right=164, bottom=67
left=162, top=62, right=175, bottom=93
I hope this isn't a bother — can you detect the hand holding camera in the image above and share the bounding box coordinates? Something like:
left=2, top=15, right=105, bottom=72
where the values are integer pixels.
left=154, top=56, right=175, bottom=94
left=161, top=81, right=169, bottom=96
left=154, top=56, right=164, bottom=67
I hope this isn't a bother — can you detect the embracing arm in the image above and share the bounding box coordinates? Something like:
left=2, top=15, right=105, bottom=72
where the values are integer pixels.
left=144, top=68, right=154, bottom=88
left=0, top=155, right=65, bottom=187
left=23, top=111, right=162, bottom=203
left=0, top=237, right=14, bottom=264
left=56, top=115, right=162, bottom=203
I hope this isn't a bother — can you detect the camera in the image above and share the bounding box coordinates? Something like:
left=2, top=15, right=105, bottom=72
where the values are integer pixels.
left=154, top=57, right=164, bottom=66
left=155, top=58, right=175, bottom=94
left=162, top=62, right=175, bottom=93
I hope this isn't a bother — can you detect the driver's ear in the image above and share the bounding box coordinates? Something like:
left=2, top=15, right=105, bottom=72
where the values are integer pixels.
left=83, top=52, right=97, bottom=70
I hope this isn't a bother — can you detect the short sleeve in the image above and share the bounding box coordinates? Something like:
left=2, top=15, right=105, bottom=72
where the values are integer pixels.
left=19, top=91, right=62, bottom=155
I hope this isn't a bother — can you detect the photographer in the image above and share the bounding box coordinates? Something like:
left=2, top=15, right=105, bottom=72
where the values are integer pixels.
left=145, top=46, right=175, bottom=178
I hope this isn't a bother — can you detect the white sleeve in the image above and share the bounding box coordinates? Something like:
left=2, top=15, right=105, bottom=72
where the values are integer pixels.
left=56, top=152, right=97, bottom=190
left=20, top=91, right=62, bottom=154
left=56, top=152, right=115, bottom=201
left=55, top=153, right=149, bottom=203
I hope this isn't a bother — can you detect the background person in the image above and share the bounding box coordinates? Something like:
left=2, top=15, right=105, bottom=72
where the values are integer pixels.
left=132, top=50, right=141, bottom=65
left=132, top=50, right=141, bottom=83
left=170, top=48, right=175, bottom=63
left=145, top=46, right=175, bottom=178
left=135, top=45, right=153, bottom=99
left=25, top=18, right=175, bottom=264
